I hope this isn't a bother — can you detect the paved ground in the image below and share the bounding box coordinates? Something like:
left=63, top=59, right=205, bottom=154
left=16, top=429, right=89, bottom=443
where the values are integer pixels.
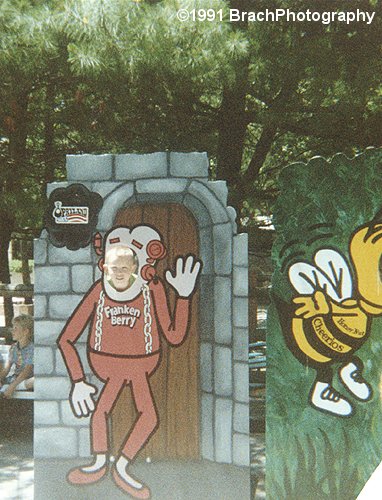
left=0, top=426, right=264, bottom=500
left=0, top=436, right=33, bottom=500
left=34, top=459, right=250, bottom=500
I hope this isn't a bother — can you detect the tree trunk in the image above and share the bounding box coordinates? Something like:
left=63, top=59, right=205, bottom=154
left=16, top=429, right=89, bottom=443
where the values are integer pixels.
left=8, top=91, right=29, bottom=172
left=0, top=210, right=15, bottom=327
left=216, top=0, right=251, bottom=216
left=242, top=123, right=278, bottom=194
left=216, top=78, right=248, bottom=190
left=2, top=88, right=30, bottom=325
left=43, top=81, right=56, bottom=192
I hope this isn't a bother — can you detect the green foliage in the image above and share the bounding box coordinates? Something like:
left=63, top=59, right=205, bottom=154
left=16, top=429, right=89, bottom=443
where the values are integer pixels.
left=268, top=430, right=359, bottom=500
left=10, top=259, right=33, bottom=274
left=1, top=0, right=382, bottom=235
left=272, top=149, right=382, bottom=289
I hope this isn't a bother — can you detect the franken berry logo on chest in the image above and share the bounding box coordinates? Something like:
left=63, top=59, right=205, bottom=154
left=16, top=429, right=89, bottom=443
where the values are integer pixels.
left=104, top=305, right=141, bottom=328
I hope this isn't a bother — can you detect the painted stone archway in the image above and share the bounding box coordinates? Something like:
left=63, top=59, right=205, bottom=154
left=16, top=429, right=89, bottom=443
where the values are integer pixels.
left=34, top=152, right=250, bottom=469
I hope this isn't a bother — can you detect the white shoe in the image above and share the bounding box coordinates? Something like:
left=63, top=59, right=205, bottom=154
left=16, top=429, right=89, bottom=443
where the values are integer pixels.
left=339, top=362, right=372, bottom=401
left=310, top=381, right=353, bottom=416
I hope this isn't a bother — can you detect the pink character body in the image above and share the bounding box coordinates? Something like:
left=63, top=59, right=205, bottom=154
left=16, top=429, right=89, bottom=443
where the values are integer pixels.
left=57, top=225, right=201, bottom=498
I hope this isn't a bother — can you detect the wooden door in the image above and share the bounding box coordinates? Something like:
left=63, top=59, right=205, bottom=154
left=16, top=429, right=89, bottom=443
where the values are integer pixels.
left=111, top=204, right=200, bottom=460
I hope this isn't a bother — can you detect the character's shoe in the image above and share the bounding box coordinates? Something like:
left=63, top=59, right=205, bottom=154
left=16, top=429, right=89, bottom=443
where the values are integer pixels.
left=112, top=466, right=151, bottom=499
left=339, top=362, right=373, bottom=401
left=310, top=381, right=353, bottom=417
left=67, top=464, right=108, bottom=485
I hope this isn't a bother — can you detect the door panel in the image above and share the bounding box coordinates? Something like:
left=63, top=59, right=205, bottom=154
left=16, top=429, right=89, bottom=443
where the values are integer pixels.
left=111, top=204, right=200, bottom=460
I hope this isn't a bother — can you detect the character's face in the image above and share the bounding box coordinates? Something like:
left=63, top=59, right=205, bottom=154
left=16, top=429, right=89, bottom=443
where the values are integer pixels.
left=101, top=225, right=165, bottom=301
left=104, top=248, right=138, bottom=292
left=12, top=322, right=29, bottom=343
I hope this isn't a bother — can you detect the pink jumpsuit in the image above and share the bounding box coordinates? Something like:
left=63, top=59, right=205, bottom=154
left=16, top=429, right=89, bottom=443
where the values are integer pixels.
left=57, top=278, right=190, bottom=460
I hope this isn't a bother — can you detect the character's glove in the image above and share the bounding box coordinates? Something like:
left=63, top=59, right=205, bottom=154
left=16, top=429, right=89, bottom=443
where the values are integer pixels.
left=70, top=380, right=97, bottom=418
left=293, top=290, right=330, bottom=319
left=165, top=255, right=202, bottom=298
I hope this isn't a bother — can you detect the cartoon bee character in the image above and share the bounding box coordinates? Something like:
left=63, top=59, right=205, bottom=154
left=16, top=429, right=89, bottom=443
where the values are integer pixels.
left=277, top=210, right=382, bottom=417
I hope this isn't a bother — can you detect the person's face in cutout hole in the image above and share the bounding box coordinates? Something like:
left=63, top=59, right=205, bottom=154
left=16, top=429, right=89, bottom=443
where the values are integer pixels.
left=104, top=246, right=139, bottom=292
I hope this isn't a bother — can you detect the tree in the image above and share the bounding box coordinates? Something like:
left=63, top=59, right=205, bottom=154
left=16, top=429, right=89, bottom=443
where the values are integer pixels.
left=1, top=0, right=381, bottom=285
left=61, top=0, right=382, bottom=216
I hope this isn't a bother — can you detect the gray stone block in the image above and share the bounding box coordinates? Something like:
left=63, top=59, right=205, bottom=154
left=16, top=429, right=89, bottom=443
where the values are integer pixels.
left=66, top=154, right=113, bottom=181
left=233, top=328, right=249, bottom=362
left=234, top=363, right=249, bottom=403
left=233, top=433, right=250, bottom=467
left=35, top=376, right=72, bottom=400
left=34, top=346, right=54, bottom=375
left=35, top=427, right=78, bottom=458
left=72, top=265, right=94, bottom=293
left=234, top=403, right=249, bottom=434
left=56, top=342, right=91, bottom=376
left=34, top=239, right=47, bottom=265
left=88, top=374, right=105, bottom=393
left=97, top=183, right=134, bottom=231
left=199, top=227, right=213, bottom=275
left=201, top=393, right=214, bottom=461
left=92, top=181, right=123, bottom=198
left=207, top=181, right=228, bottom=205
left=34, top=266, right=70, bottom=293
left=136, top=193, right=183, bottom=205
left=34, top=401, right=60, bottom=425
left=49, top=245, right=91, bottom=264
left=214, top=346, right=232, bottom=396
left=188, top=181, right=229, bottom=225
left=215, top=398, right=233, bottom=463
left=214, top=277, right=232, bottom=344
left=170, top=152, right=209, bottom=178
left=35, top=320, right=67, bottom=345
left=49, top=295, right=83, bottom=319
left=115, top=153, right=167, bottom=180
left=47, top=182, right=68, bottom=197
left=94, top=265, right=102, bottom=281
left=136, top=178, right=187, bottom=194
left=34, top=295, right=47, bottom=319
left=227, top=206, right=238, bottom=234
left=79, top=427, right=91, bottom=457
left=213, top=223, right=233, bottom=276
left=233, top=297, right=248, bottom=328
left=61, top=400, right=90, bottom=426
left=55, top=349, right=66, bottom=375
left=233, top=266, right=248, bottom=297
left=183, top=194, right=212, bottom=228
left=200, top=343, right=213, bottom=393
left=233, top=233, right=248, bottom=267
left=199, top=275, right=214, bottom=341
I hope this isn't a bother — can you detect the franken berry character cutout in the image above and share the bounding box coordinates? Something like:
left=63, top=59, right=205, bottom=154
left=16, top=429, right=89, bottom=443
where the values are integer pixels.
left=44, top=183, right=103, bottom=250
left=57, top=225, right=201, bottom=498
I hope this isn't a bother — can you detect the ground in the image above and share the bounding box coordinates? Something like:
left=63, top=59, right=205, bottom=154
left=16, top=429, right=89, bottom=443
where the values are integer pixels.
left=34, top=458, right=250, bottom=500
left=0, top=433, right=266, bottom=499
left=0, top=436, right=33, bottom=500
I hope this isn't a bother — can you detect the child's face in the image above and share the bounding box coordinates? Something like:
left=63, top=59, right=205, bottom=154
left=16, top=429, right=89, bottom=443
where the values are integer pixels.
left=12, top=322, right=29, bottom=343
left=104, top=254, right=137, bottom=291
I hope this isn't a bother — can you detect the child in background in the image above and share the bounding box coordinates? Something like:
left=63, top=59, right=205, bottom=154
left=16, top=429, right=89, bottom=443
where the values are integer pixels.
left=0, top=314, right=34, bottom=398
